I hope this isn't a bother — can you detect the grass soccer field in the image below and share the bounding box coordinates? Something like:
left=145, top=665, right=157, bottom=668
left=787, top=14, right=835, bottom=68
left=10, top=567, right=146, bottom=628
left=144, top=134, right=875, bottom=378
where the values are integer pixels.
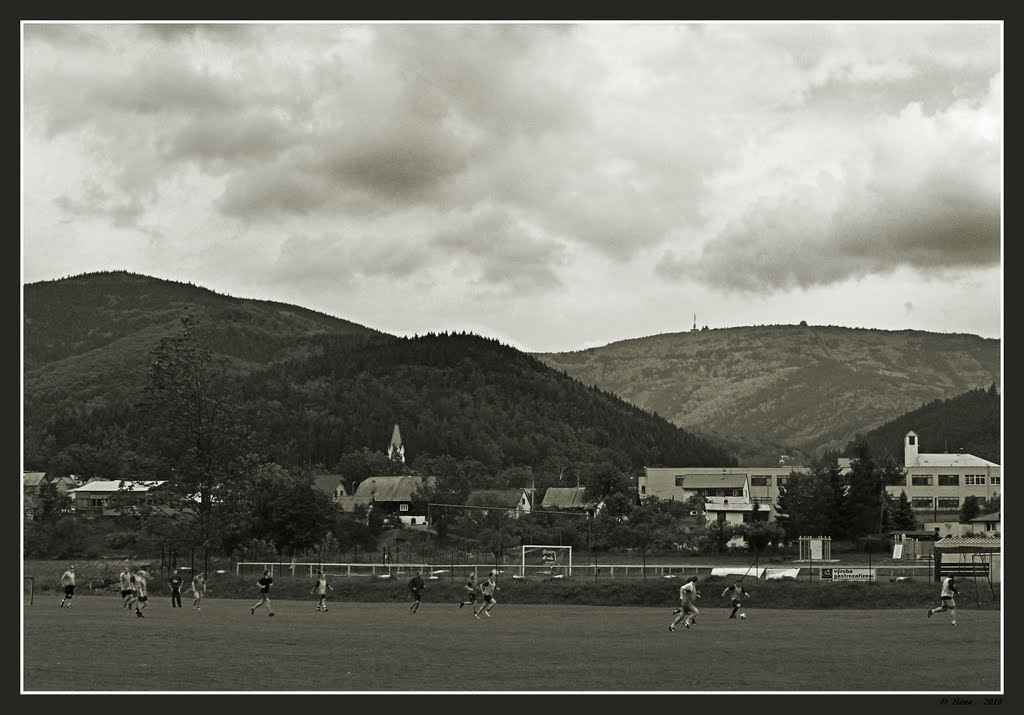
left=22, top=596, right=1001, bottom=693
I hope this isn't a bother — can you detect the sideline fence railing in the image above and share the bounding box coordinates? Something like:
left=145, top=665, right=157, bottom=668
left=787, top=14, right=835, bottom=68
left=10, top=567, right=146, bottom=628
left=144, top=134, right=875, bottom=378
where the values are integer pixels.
left=235, top=561, right=939, bottom=582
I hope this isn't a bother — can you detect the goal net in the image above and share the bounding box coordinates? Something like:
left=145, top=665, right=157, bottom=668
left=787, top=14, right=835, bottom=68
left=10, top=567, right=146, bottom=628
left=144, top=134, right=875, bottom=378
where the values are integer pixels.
left=521, top=545, right=572, bottom=578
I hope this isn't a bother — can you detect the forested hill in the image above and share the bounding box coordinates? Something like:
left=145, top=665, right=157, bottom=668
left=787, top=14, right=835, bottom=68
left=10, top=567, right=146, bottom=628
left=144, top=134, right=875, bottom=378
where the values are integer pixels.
left=23, top=273, right=737, bottom=480
left=23, top=271, right=379, bottom=415
left=236, top=332, right=737, bottom=474
left=24, top=271, right=377, bottom=371
left=842, top=385, right=1001, bottom=464
left=534, top=325, right=1000, bottom=465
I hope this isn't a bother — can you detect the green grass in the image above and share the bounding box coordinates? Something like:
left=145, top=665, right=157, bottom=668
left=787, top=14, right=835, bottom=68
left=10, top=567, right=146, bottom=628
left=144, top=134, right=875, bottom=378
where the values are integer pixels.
left=22, top=594, right=1001, bottom=693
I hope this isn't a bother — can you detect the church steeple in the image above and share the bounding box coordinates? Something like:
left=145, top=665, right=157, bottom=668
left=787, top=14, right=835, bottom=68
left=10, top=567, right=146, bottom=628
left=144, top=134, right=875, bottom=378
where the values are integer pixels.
left=388, top=423, right=405, bottom=463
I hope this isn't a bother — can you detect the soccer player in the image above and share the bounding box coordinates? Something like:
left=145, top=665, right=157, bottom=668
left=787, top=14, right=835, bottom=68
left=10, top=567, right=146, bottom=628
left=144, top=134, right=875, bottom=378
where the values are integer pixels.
left=311, top=570, right=334, bottom=612
left=187, top=571, right=207, bottom=610
left=134, top=570, right=150, bottom=618
left=669, top=576, right=700, bottom=631
left=721, top=580, right=750, bottom=619
left=59, top=566, right=76, bottom=608
left=168, top=570, right=184, bottom=608
left=928, top=575, right=958, bottom=625
left=409, top=570, right=425, bottom=614
left=459, top=571, right=478, bottom=609
left=119, top=565, right=135, bottom=609
left=474, top=571, right=500, bottom=619
left=251, top=569, right=275, bottom=616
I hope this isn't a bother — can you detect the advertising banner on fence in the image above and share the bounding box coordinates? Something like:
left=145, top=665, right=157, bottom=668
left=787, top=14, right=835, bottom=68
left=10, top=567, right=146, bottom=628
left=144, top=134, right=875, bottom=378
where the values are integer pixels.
left=820, top=567, right=875, bottom=582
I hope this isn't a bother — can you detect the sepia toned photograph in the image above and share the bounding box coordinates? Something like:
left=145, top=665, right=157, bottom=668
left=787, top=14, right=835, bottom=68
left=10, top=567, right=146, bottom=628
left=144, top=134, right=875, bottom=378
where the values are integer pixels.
left=21, top=20, right=1002, bottom=696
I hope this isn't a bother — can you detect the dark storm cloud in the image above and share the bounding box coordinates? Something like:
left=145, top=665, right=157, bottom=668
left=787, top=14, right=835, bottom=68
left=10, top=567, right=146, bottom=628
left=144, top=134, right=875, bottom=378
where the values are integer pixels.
left=217, top=166, right=337, bottom=217
left=168, top=113, right=298, bottom=164
left=659, top=165, right=1000, bottom=292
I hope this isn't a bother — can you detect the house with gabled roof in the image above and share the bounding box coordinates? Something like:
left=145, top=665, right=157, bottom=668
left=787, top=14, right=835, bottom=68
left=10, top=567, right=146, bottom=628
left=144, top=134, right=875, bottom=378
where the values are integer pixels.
left=338, top=475, right=436, bottom=525
left=67, top=479, right=169, bottom=516
left=465, top=488, right=532, bottom=519
left=23, top=472, right=49, bottom=519
left=540, top=486, right=604, bottom=517
left=310, top=473, right=348, bottom=504
left=967, top=511, right=1000, bottom=535
left=640, top=468, right=768, bottom=527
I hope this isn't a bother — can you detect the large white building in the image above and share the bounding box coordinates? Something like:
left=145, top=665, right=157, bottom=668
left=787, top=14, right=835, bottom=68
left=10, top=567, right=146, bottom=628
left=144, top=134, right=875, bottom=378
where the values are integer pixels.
left=889, top=430, right=1000, bottom=521
left=639, top=465, right=810, bottom=523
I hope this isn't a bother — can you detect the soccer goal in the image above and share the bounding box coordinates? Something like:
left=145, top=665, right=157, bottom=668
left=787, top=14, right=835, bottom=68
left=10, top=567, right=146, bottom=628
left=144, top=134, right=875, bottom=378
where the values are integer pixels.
left=521, top=545, right=572, bottom=578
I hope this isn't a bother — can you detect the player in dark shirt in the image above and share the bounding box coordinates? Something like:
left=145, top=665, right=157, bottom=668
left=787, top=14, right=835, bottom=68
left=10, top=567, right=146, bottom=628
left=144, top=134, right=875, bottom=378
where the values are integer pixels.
left=168, top=570, right=184, bottom=608
left=409, top=571, right=425, bottom=614
left=721, top=581, right=750, bottom=619
left=251, top=569, right=275, bottom=616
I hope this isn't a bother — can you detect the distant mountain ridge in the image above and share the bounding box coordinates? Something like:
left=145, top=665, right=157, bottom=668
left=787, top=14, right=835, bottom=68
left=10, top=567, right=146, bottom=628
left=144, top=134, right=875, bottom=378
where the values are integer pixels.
left=534, top=325, right=1000, bottom=465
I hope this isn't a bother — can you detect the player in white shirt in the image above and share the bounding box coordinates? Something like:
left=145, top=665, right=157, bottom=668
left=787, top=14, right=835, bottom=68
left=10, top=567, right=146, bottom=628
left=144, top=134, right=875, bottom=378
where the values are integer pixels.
left=133, top=570, right=150, bottom=618
left=927, top=575, right=958, bottom=625
left=119, top=566, right=135, bottom=609
left=669, top=576, right=700, bottom=631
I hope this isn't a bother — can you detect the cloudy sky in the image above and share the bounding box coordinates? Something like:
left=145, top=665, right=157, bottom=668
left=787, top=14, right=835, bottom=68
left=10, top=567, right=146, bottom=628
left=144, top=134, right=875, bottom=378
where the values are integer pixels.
left=21, top=22, right=1002, bottom=352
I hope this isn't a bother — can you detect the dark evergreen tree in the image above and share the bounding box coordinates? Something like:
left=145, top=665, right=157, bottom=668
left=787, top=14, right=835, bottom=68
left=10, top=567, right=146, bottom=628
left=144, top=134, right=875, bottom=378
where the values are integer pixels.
left=959, top=495, right=982, bottom=523
left=775, top=471, right=836, bottom=540
left=890, top=490, right=918, bottom=532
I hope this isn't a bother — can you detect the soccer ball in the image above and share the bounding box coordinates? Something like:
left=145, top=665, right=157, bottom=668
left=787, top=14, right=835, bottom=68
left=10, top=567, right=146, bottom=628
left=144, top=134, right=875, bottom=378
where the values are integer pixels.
left=739, top=613, right=747, bottom=619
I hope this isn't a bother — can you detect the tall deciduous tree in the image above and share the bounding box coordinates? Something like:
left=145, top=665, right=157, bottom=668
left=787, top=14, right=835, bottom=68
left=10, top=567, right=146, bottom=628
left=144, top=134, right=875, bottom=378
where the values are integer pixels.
left=142, top=315, right=256, bottom=567
left=246, top=463, right=336, bottom=555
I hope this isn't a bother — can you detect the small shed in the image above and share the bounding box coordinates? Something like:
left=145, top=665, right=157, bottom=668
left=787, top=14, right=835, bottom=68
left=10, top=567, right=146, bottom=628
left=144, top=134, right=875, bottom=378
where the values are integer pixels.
left=933, top=536, right=1000, bottom=587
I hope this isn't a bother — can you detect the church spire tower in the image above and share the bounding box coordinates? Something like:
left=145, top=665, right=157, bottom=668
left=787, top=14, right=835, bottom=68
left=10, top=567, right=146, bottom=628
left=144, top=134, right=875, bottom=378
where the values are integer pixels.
left=388, top=423, right=405, bottom=463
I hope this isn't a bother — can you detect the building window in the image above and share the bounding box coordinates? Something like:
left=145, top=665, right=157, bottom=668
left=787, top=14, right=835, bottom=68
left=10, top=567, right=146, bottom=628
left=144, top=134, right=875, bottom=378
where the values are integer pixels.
left=990, top=476, right=1000, bottom=485
left=752, top=496, right=773, bottom=505
left=986, top=523, right=997, bottom=532
left=400, top=503, right=409, bottom=512
left=911, top=497, right=933, bottom=509
left=751, top=476, right=771, bottom=487
left=936, top=497, right=959, bottom=510
left=776, top=476, right=788, bottom=487
left=911, top=475, right=933, bottom=486
left=908, top=435, right=916, bottom=446
left=675, top=476, right=685, bottom=487
left=964, top=475, right=986, bottom=485
left=938, top=475, right=959, bottom=487
left=640, top=485, right=646, bottom=495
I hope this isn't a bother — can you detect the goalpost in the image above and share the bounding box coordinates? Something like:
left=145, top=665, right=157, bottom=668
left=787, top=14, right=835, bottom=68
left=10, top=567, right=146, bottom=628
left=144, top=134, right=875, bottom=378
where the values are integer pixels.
left=521, top=545, right=572, bottom=578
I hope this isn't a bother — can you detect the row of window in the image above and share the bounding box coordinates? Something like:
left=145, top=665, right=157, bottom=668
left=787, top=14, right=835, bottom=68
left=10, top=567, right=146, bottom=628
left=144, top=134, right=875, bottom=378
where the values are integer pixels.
left=909, top=474, right=999, bottom=487
left=910, top=497, right=980, bottom=509
left=744, top=474, right=1001, bottom=488
left=668, top=473, right=997, bottom=490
